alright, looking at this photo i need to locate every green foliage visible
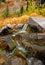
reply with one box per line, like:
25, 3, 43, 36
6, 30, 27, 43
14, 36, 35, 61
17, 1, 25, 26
2, 6, 9, 18
1, 0, 45, 18
40, 8, 45, 16
23, 1, 45, 16
13, 1, 45, 17
23, 1, 37, 15
0, 49, 6, 54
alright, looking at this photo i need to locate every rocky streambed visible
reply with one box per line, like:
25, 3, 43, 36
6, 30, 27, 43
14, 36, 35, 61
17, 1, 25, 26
0, 23, 45, 65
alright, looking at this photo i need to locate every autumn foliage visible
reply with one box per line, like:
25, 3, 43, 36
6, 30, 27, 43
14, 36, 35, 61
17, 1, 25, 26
0, 13, 44, 28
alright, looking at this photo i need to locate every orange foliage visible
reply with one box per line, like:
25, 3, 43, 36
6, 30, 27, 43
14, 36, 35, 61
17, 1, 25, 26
0, 14, 45, 28
0, 58, 5, 64
0, 15, 29, 28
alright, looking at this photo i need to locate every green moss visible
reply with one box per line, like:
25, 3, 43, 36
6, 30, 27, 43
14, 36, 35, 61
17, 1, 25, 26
0, 49, 6, 54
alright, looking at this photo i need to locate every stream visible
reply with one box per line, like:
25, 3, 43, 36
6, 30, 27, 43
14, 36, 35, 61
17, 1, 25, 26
0, 23, 45, 65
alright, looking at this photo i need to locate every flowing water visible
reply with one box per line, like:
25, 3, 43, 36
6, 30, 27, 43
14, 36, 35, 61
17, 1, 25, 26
0, 24, 45, 65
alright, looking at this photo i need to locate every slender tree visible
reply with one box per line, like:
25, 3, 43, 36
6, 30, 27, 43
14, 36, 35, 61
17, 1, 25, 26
0, 1, 1, 8
20, 6, 23, 16
26, 0, 32, 11
26, 0, 29, 11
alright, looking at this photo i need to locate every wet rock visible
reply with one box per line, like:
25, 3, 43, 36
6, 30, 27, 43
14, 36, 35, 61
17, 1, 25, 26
11, 56, 27, 65
0, 55, 27, 65
0, 38, 8, 49
2, 36, 16, 50
13, 24, 23, 32
12, 30, 26, 37
0, 26, 13, 36
27, 57, 43, 65
6, 24, 13, 29
22, 40, 45, 52
0, 55, 11, 65
22, 23, 28, 31
17, 24, 24, 28
35, 51, 45, 65
13, 49, 26, 59
31, 25, 40, 33
14, 34, 22, 41
16, 41, 27, 53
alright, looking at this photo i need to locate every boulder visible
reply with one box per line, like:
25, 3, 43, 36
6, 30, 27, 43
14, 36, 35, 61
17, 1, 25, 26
0, 26, 13, 36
